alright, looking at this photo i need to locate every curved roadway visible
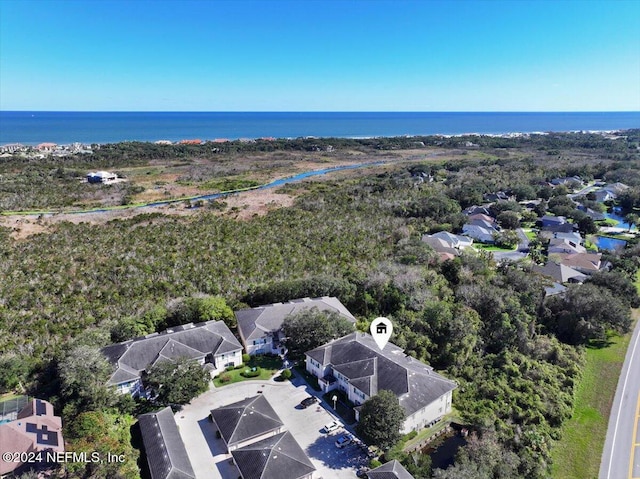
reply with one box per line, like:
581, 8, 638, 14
600, 317, 640, 479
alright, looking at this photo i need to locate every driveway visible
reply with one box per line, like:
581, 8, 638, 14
491, 228, 529, 263
175, 374, 369, 479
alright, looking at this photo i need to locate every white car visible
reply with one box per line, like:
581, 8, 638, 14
323, 420, 340, 433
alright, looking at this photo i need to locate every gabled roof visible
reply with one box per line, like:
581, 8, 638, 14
541, 215, 567, 225
138, 407, 195, 479
236, 297, 356, 342
102, 320, 242, 386
532, 262, 587, 284
541, 223, 576, 233
367, 459, 415, 479
548, 238, 587, 254
231, 431, 315, 479
306, 332, 456, 416
430, 231, 473, 248
0, 399, 65, 476
556, 252, 603, 272
421, 236, 459, 256
211, 395, 284, 449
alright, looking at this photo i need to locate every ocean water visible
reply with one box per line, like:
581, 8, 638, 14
1, 111, 639, 145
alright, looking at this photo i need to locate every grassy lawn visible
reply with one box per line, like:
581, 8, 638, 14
524, 229, 537, 241
403, 407, 463, 451
213, 355, 282, 387
474, 243, 517, 252
551, 275, 639, 479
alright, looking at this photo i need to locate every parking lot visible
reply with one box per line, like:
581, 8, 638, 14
175, 374, 371, 479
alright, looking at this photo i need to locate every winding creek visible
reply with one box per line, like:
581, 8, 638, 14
3, 160, 391, 217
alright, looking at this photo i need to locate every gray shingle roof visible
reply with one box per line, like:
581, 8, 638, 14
138, 407, 195, 479
236, 297, 356, 342
307, 332, 456, 416
102, 320, 242, 386
210, 395, 284, 449
231, 431, 315, 479
367, 459, 415, 479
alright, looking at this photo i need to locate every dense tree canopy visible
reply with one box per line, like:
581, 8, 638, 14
356, 390, 406, 451
281, 308, 355, 359
143, 357, 210, 407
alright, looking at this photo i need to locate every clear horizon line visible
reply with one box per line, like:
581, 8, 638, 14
2, 109, 640, 114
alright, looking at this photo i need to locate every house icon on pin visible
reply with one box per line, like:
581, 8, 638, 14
376, 323, 387, 334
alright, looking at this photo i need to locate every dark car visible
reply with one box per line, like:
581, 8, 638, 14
300, 396, 319, 408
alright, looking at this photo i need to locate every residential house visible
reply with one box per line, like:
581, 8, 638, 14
420, 236, 460, 260
462, 205, 492, 216
210, 395, 285, 452
543, 282, 568, 297
577, 205, 606, 221
102, 320, 242, 396
236, 297, 356, 356
468, 217, 499, 230
556, 252, 607, 275
532, 262, 587, 284
541, 223, 576, 234
550, 176, 582, 187
429, 231, 473, 249
483, 191, 513, 202
540, 215, 567, 228
36, 142, 58, 152
0, 399, 65, 476
0, 143, 25, 154
231, 431, 315, 479
467, 213, 496, 225
138, 407, 195, 479
462, 224, 497, 243
539, 231, 583, 244
87, 171, 118, 184
594, 189, 616, 202
305, 332, 457, 434
367, 460, 415, 479
547, 238, 587, 255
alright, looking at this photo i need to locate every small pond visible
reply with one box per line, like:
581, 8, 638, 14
593, 236, 627, 252
604, 207, 637, 231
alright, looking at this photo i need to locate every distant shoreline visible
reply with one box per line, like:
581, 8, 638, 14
1, 111, 638, 145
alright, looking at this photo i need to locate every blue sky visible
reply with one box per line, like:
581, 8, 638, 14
1, 0, 639, 111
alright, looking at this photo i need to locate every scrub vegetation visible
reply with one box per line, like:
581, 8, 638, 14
1, 130, 639, 478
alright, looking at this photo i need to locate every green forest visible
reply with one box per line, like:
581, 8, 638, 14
1, 131, 639, 478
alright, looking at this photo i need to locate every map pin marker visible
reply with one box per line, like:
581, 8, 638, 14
370, 317, 393, 350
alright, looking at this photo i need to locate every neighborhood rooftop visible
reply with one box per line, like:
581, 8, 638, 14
307, 332, 456, 417
210, 395, 284, 449
367, 459, 416, 479
138, 407, 195, 479
101, 320, 242, 387
230, 431, 316, 479
236, 296, 356, 343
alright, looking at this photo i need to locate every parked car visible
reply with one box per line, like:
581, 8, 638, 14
335, 433, 354, 448
356, 466, 370, 478
299, 396, 319, 408
323, 420, 340, 433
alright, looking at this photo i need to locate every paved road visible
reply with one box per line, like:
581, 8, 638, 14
599, 318, 640, 479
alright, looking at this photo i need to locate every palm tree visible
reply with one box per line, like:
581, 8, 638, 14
624, 213, 639, 232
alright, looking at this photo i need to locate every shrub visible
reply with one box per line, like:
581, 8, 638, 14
242, 354, 250, 363
241, 367, 261, 378
220, 373, 232, 383
403, 430, 418, 441
234, 364, 244, 370
280, 368, 292, 380
225, 365, 235, 372
369, 459, 382, 468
